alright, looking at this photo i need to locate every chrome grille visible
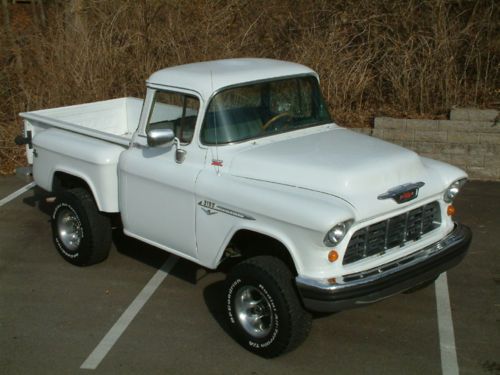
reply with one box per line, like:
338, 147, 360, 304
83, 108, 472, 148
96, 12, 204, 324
343, 201, 441, 265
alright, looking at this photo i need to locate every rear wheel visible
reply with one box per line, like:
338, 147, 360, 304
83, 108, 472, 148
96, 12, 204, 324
225, 256, 312, 358
51, 188, 111, 266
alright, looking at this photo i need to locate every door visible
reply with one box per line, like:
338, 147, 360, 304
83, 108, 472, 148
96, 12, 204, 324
118, 89, 205, 259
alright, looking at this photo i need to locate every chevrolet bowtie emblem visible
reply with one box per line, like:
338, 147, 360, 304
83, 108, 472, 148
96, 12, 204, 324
378, 182, 425, 204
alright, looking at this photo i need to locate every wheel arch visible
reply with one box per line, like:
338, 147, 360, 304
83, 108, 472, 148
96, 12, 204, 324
219, 228, 299, 276
52, 170, 102, 211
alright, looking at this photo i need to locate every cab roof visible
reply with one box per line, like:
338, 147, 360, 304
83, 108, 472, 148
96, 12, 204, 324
147, 58, 317, 99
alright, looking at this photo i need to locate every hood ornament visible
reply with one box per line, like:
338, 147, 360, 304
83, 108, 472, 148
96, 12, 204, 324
378, 182, 425, 204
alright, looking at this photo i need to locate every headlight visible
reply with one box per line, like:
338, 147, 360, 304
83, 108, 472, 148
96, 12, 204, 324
443, 178, 467, 203
324, 220, 353, 246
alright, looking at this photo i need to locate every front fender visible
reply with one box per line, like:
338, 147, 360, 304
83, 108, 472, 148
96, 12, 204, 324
420, 157, 468, 187
195, 171, 355, 277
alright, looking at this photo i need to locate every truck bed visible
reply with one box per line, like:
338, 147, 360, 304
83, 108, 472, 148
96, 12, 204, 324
20, 97, 142, 164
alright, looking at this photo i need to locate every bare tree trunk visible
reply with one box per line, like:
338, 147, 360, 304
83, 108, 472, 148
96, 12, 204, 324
37, 0, 46, 27
65, 0, 86, 34
2, 0, 26, 102
2, 0, 10, 31
30, 0, 39, 26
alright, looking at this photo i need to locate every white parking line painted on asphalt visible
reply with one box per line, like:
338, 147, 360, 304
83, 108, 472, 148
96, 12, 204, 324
0, 181, 36, 207
435, 272, 459, 375
80, 255, 179, 370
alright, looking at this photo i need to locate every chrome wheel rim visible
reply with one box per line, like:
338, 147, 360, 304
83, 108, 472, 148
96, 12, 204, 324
56, 207, 82, 252
234, 285, 274, 338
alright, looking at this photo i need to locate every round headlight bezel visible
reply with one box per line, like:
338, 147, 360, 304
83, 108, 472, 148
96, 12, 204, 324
324, 220, 353, 246
443, 178, 467, 203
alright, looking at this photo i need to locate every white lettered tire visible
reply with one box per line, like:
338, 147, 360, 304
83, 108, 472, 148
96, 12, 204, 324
225, 256, 312, 357
51, 188, 111, 266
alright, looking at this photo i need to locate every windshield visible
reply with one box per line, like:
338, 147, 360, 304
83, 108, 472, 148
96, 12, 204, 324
200, 76, 331, 144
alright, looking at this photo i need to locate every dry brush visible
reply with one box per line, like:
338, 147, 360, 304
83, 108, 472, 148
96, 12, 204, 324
0, 0, 498, 174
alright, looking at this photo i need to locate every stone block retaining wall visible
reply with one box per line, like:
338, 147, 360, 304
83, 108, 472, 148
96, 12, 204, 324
352, 108, 500, 181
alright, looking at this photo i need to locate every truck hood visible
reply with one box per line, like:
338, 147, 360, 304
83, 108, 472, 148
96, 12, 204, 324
228, 128, 442, 220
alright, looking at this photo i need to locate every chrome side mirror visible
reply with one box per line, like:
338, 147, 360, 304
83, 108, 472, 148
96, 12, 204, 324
146, 127, 175, 147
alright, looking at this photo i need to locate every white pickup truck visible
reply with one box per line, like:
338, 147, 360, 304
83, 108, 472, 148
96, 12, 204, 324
17, 58, 471, 358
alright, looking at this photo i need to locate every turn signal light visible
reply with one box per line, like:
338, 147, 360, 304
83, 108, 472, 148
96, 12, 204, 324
328, 250, 339, 263
447, 205, 456, 216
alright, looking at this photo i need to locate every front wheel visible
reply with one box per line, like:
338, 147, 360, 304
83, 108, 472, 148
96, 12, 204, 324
225, 256, 312, 358
51, 188, 111, 266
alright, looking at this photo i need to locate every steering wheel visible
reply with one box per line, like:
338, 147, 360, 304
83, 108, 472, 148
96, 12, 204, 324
261, 112, 292, 131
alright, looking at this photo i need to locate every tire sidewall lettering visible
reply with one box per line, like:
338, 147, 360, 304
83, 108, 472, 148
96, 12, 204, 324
53, 202, 83, 258
227, 278, 242, 324
256, 283, 279, 348
227, 277, 280, 349
54, 236, 80, 259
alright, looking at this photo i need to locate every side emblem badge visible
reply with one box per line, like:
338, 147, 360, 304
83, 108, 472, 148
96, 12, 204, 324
198, 200, 255, 220
378, 182, 425, 204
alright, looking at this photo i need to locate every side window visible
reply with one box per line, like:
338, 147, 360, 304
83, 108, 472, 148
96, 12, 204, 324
146, 91, 199, 144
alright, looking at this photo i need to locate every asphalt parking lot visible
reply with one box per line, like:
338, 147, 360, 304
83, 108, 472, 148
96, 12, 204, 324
0, 176, 499, 375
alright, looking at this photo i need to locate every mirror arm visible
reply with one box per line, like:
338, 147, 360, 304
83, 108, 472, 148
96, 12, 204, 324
174, 137, 187, 164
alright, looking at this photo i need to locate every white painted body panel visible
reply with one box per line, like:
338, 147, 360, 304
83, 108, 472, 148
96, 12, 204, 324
22, 97, 142, 212
195, 169, 354, 272
20, 97, 142, 164
118, 136, 207, 259
226, 125, 463, 221
147, 58, 316, 100
32, 129, 125, 212
20, 58, 468, 283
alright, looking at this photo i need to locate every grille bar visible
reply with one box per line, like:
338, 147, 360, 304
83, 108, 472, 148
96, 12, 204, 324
343, 201, 441, 265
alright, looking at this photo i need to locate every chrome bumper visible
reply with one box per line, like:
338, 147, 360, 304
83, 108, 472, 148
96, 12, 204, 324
296, 223, 472, 312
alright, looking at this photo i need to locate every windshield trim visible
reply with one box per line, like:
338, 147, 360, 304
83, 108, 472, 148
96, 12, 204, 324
199, 73, 330, 147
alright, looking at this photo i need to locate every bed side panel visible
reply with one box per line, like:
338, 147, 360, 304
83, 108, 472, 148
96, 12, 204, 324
32, 128, 124, 212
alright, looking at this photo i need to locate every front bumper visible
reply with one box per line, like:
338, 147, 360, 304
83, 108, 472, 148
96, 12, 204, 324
296, 223, 472, 312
